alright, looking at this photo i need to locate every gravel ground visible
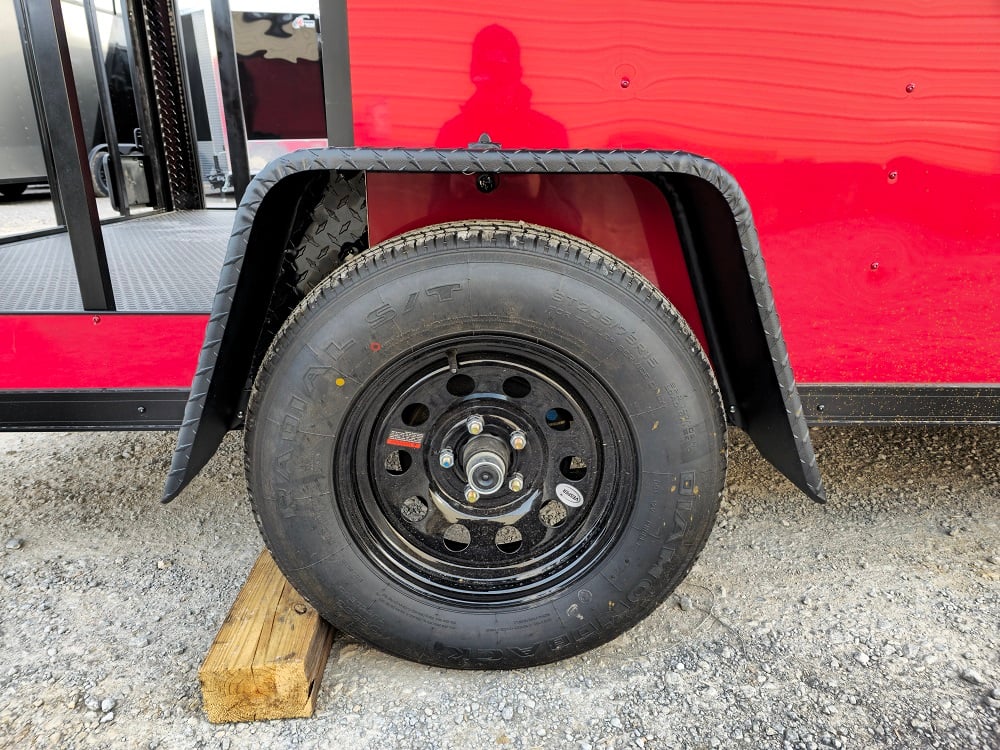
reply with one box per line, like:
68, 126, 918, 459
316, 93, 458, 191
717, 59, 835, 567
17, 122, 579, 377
0, 425, 997, 749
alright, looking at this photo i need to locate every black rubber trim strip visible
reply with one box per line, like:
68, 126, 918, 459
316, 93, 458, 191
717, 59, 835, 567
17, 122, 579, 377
317, 0, 354, 146
163, 147, 825, 503
800, 384, 1000, 425
0, 389, 187, 430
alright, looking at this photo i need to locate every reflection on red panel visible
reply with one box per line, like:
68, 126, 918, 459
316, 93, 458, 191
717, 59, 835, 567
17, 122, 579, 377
348, 1, 1000, 384
0, 315, 207, 390
234, 11, 325, 139
366, 172, 708, 350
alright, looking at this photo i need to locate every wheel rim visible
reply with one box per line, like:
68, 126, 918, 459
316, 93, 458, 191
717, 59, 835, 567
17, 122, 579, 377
335, 334, 638, 607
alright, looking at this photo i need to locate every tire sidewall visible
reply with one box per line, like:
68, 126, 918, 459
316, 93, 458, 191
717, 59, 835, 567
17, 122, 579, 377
248, 233, 724, 667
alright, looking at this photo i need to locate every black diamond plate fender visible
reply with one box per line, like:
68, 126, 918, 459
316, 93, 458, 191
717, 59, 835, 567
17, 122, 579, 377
162, 148, 825, 504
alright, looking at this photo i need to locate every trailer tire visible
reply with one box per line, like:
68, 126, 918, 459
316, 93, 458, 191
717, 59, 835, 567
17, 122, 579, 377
246, 221, 726, 669
88, 146, 110, 198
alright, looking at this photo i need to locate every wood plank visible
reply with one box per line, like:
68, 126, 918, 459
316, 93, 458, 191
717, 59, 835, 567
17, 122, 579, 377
199, 549, 335, 723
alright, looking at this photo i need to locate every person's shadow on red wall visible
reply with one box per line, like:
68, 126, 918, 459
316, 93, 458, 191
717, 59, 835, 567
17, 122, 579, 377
436, 24, 568, 149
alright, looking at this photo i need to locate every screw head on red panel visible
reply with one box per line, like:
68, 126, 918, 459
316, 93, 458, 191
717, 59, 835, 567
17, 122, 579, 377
476, 173, 498, 193
620, 77, 630, 89
905, 82, 916, 93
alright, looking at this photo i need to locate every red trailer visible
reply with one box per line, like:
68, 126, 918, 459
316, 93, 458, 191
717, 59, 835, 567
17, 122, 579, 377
2, 0, 997, 669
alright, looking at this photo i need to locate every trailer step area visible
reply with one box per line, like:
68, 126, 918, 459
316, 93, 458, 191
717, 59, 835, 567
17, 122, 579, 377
0, 210, 233, 312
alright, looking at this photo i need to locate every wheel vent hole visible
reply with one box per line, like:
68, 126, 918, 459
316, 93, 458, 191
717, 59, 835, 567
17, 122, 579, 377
401, 402, 430, 426
560, 456, 588, 481
502, 376, 531, 399
446, 374, 476, 397
539, 500, 568, 528
400, 496, 428, 523
385, 450, 412, 475
495, 526, 523, 554
443, 524, 471, 553
545, 408, 573, 431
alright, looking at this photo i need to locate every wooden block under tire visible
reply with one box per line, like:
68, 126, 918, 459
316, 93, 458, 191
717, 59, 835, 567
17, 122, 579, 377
199, 549, 335, 723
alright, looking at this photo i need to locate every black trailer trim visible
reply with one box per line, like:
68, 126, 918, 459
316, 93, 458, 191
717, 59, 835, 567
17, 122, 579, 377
0, 176, 47, 186
0, 225, 69, 246
124, 0, 204, 211
210, 0, 251, 203
123, 0, 167, 209
12, 2, 64, 224
318, 0, 354, 146
163, 147, 826, 505
0, 389, 187, 430
20, 0, 116, 311
83, 0, 129, 218
800, 384, 1000, 425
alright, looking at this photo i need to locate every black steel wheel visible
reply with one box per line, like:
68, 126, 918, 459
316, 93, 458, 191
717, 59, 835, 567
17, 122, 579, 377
246, 221, 726, 668
338, 335, 634, 605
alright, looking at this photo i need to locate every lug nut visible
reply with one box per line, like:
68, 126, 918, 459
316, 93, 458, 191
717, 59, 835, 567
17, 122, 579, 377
464, 486, 480, 504
509, 430, 527, 450
439, 448, 455, 469
508, 473, 524, 493
466, 415, 485, 435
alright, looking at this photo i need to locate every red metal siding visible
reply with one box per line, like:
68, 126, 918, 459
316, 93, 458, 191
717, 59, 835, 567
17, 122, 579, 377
348, 1, 1000, 384
0, 315, 206, 390
365, 172, 709, 349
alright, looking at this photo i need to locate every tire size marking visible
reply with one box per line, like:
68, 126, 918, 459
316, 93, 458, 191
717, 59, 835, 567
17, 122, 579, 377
546, 290, 666, 405
387, 429, 424, 449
